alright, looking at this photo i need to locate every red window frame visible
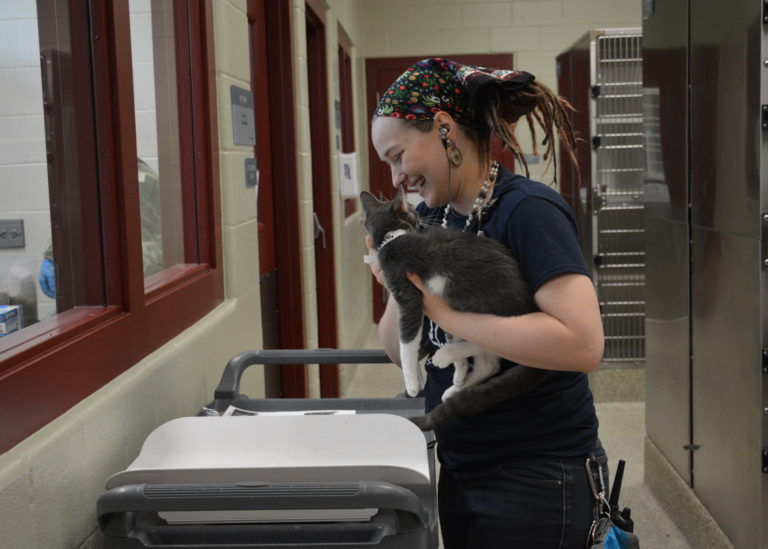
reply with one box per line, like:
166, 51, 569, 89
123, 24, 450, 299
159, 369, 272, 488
0, 0, 223, 454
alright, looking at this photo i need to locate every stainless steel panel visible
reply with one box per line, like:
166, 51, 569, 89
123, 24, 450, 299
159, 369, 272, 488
688, 2, 766, 547
690, 0, 761, 238
645, 1, 768, 545
644, 218, 691, 483
641, 0, 688, 224
763, 218, 768, 549
691, 227, 763, 548
642, 0, 692, 484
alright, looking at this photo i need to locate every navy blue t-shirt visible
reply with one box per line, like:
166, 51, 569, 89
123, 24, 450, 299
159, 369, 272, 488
416, 165, 599, 471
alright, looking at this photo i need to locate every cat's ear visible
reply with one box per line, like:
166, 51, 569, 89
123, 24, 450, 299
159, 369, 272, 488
392, 186, 409, 213
359, 191, 381, 214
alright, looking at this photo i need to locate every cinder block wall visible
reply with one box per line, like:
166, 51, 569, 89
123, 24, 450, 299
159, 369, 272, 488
356, 0, 642, 187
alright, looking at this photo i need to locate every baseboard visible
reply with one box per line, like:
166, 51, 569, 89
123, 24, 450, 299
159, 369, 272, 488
644, 437, 734, 549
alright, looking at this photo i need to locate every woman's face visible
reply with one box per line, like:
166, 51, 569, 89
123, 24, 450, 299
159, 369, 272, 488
371, 116, 449, 208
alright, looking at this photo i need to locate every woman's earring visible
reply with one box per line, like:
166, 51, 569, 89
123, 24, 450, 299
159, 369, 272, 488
439, 126, 462, 166
446, 138, 463, 167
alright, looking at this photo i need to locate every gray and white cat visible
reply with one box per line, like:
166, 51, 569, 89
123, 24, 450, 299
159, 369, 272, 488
360, 188, 549, 430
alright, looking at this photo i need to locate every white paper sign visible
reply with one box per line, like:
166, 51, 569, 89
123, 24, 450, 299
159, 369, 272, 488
338, 152, 359, 197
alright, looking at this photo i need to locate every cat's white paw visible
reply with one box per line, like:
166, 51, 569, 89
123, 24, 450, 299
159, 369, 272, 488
405, 379, 422, 397
442, 384, 461, 401
433, 347, 459, 369
452, 365, 467, 387
400, 337, 424, 397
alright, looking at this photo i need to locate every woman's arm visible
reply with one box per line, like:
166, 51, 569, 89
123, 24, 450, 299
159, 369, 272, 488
378, 295, 402, 366
366, 235, 402, 366
406, 271, 604, 373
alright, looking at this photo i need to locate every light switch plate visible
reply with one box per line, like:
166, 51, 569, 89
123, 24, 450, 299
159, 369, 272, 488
0, 219, 25, 248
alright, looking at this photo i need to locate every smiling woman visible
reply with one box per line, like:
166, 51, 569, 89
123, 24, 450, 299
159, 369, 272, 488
0, 0, 222, 454
372, 116, 456, 208
364, 58, 605, 549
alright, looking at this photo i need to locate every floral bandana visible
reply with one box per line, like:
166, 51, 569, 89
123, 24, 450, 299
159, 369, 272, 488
374, 58, 535, 126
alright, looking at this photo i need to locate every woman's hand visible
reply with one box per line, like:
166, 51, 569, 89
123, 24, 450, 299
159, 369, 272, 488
405, 272, 454, 324
406, 271, 603, 373
365, 235, 387, 287
365, 234, 401, 364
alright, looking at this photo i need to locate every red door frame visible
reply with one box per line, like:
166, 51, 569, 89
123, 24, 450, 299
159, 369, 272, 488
364, 54, 516, 321
248, 0, 281, 396
305, 1, 339, 397
248, 0, 277, 279
259, 0, 308, 397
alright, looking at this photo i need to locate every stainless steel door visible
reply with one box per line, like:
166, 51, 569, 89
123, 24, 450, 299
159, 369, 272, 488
691, 227, 763, 548
690, 0, 765, 546
642, 0, 692, 486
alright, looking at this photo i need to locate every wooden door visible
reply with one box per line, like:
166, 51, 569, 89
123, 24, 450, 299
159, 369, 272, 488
248, 0, 279, 396
249, 0, 307, 397
306, 2, 339, 397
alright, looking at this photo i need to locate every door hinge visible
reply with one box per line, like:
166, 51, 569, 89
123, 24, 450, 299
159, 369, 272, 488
763, 1, 768, 24
591, 85, 601, 99
313, 212, 327, 249
762, 105, 768, 129
763, 449, 768, 473
762, 214, 768, 269
591, 135, 601, 150
763, 349, 768, 373
683, 444, 700, 452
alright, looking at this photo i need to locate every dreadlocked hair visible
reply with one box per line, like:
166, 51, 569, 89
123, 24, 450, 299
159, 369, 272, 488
478, 79, 578, 184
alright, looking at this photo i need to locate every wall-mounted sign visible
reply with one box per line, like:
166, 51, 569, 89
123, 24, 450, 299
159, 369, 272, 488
230, 85, 256, 146
338, 153, 358, 197
245, 157, 258, 190
334, 99, 341, 130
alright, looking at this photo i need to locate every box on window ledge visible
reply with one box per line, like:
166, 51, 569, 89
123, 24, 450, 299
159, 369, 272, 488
0, 304, 21, 336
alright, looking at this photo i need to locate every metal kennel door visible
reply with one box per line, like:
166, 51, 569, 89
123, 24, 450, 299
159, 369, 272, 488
589, 30, 645, 365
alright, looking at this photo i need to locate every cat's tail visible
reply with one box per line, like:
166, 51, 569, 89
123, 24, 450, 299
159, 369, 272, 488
409, 366, 548, 431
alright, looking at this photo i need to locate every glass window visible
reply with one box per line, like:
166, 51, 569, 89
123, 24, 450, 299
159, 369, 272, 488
0, 0, 222, 453
129, 0, 185, 283
0, 0, 100, 335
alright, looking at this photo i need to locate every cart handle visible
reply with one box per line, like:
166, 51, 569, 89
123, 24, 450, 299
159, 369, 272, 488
214, 349, 391, 400
98, 480, 429, 530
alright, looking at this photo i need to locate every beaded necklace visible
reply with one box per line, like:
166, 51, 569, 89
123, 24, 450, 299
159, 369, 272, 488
441, 161, 499, 235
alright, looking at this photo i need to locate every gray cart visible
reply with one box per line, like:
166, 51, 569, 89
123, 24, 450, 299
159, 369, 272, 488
97, 349, 438, 549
